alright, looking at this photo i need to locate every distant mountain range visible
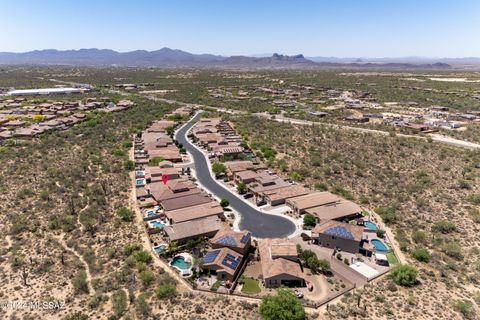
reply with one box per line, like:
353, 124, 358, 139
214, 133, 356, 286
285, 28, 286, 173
0, 48, 462, 69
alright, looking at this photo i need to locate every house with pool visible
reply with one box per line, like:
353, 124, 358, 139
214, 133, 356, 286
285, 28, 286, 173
311, 220, 366, 254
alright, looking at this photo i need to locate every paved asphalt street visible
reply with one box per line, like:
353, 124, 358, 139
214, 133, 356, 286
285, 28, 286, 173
175, 113, 296, 238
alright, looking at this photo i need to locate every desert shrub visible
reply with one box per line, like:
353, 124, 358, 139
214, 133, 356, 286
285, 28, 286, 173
123, 243, 142, 257
155, 283, 176, 299
117, 207, 134, 222
135, 292, 151, 316
112, 289, 128, 318
139, 270, 155, 287
441, 242, 463, 260
375, 205, 398, 224
432, 220, 457, 234
411, 247, 430, 263
412, 230, 428, 244
468, 194, 480, 205
72, 270, 89, 294
123, 160, 135, 170
469, 208, 480, 223
453, 300, 475, 319
133, 251, 152, 264
390, 264, 418, 287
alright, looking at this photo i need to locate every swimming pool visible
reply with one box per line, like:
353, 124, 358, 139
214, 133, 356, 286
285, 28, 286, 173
170, 255, 192, 271
153, 244, 167, 255
364, 221, 379, 231
146, 210, 157, 217
371, 239, 389, 252
136, 178, 146, 187
149, 220, 164, 229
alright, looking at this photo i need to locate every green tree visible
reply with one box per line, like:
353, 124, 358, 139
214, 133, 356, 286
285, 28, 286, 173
212, 162, 226, 176
220, 198, 230, 208
390, 264, 418, 287
149, 156, 165, 166
306, 256, 320, 272
303, 213, 316, 229
318, 259, 331, 274
259, 288, 305, 320
236, 182, 247, 194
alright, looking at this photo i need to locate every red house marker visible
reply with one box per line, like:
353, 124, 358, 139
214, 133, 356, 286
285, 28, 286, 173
161, 174, 169, 185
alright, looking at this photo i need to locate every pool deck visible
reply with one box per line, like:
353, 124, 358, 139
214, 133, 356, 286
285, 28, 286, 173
170, 253, 194, 277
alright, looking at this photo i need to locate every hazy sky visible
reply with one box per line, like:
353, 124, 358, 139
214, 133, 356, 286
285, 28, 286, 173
1, 0, 479, 57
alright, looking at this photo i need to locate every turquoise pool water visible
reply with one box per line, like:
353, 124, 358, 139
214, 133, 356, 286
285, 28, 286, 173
146, 210, 157, 217
153, 245, 166, 255
371, 239, 389, 252
170, 256, 191, 270
364, 221, 379, 231
150, 220, 164, 229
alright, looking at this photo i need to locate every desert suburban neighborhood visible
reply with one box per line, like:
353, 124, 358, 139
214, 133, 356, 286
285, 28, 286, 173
131, 104, 400, 307
1, 1, 480, 319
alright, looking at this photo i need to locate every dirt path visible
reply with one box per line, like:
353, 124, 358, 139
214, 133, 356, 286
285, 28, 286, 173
56, 236, 95, 295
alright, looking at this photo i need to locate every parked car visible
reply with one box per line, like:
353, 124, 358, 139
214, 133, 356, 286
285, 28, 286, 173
243, 193, 253, 199
294, 290, 304, 299
256, 199, 266, 206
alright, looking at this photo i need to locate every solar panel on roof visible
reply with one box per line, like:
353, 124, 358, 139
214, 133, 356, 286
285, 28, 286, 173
221, 253, 242, 270
240, 232, 251, 244
216, 235, 237, 246
203, 250, 220, 264
324, 226, 354, 240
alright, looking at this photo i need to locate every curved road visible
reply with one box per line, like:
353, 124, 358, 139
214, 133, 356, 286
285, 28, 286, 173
175, 112, 296, 238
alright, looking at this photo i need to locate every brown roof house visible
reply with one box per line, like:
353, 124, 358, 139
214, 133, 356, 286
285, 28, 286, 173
305, 200, 362, 222
160, 192, 212, 211
163, 216, 223, 244
201, 247, 244, 281
311, 220, 364, 254
261, 185, 309, 206
165, 201, 224, 224
210, 229, 252, 254
258, 239, 305, 288
286, 192, 342, 215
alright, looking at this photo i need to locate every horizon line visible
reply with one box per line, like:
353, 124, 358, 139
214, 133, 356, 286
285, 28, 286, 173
1, 48, 479, 60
